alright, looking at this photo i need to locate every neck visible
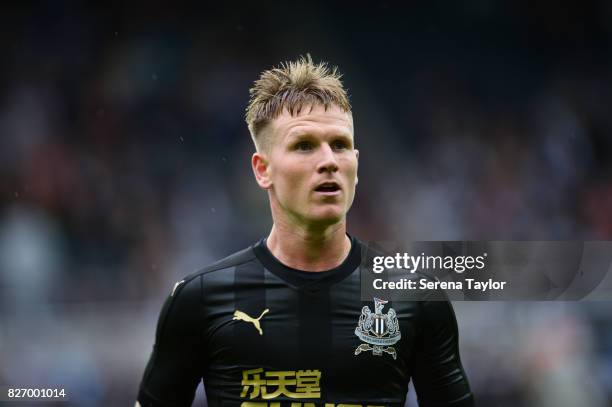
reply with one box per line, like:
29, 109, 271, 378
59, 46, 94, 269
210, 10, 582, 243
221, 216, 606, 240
266, 219, 351, 272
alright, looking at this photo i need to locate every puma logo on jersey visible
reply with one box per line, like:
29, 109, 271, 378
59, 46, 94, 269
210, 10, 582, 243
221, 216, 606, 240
233, 309, 269, 335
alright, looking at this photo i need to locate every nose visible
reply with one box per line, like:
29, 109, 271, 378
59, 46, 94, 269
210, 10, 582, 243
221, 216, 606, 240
317, 143, 339, 173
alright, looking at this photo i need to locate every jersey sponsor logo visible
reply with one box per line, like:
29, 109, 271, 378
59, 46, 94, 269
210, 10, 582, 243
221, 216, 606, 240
354, 298, 401, 360
239, 368, 383, 407
171, 280, 185, 297
233, 308, 270, 335
241, 368, 321, 399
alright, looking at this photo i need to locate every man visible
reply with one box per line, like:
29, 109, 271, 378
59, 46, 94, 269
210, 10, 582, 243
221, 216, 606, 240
137, 55, 474, 407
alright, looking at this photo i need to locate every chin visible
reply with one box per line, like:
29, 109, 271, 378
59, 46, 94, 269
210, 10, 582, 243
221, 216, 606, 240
308, 209, 345, 225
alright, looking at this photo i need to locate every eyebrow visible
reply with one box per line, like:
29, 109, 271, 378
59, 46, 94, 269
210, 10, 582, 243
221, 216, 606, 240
286, 129, 353, 140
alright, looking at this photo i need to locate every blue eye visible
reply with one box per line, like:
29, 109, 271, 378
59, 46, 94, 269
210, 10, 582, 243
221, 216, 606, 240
332, 140, 348, 150
295, 141, 313, 151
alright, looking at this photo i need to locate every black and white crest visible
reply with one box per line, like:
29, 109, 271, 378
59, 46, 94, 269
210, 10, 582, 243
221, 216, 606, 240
354, 298, 401, 359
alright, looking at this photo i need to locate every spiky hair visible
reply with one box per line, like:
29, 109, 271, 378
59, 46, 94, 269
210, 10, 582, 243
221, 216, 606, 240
245, 54, 351, 150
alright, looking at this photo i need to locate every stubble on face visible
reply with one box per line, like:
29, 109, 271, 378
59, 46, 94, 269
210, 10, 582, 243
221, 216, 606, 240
261, 104, 358, 231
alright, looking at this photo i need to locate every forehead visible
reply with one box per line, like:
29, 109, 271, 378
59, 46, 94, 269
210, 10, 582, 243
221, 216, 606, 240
268, 104, 354, 141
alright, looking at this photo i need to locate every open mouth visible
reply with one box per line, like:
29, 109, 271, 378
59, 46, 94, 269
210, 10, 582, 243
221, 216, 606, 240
315, 182, 341, 193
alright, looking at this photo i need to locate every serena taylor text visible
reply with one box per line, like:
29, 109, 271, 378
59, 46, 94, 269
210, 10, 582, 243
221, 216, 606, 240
373, 278, 507, 292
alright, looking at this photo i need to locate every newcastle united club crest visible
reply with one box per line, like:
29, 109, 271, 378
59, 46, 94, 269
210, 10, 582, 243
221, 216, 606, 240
354, 298, 401, 360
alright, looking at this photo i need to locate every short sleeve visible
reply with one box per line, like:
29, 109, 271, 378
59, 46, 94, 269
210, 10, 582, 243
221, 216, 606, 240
411, 297, 474, 406
137, 277, 205, 407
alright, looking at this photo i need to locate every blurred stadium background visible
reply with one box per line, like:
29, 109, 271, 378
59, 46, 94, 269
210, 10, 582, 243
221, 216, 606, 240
1, 1, 611, 406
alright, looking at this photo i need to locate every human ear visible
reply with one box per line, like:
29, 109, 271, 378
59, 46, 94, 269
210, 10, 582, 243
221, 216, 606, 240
252, 152, 272, 189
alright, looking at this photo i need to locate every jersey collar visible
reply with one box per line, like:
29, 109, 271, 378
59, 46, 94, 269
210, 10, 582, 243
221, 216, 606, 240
253, 234, 362, 292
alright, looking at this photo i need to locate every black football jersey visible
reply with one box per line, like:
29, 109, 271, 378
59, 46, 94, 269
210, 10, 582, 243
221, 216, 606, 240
137, 236, 474, 407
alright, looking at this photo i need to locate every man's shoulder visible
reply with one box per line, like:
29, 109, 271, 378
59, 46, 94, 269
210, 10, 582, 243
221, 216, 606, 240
169, 244, 260, 299
182, 244, 259, 283
201, 245, 258, 274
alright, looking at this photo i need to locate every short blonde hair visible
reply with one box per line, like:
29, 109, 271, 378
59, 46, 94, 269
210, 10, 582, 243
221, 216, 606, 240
245, 54, 351, 151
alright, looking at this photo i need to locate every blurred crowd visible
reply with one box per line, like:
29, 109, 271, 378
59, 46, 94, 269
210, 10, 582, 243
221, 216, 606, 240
0, 2, 611, 406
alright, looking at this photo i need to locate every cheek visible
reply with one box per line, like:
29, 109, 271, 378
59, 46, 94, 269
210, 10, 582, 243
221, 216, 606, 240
342, 158, 359, 181
273, 161, 310, 193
